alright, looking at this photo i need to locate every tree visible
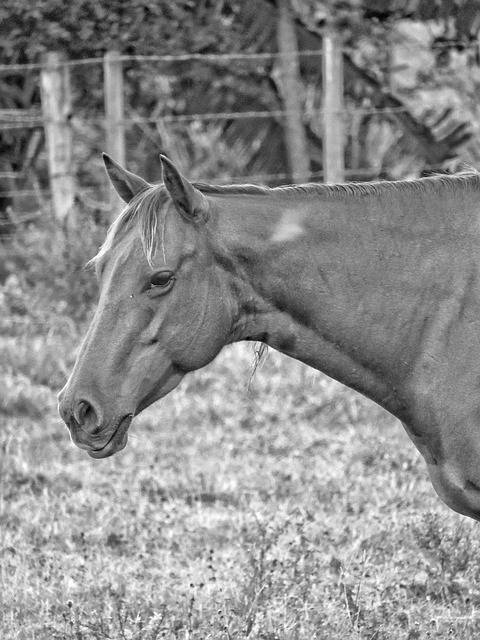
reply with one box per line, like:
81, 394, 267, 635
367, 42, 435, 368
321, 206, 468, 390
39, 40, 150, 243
0, 0, 479, 203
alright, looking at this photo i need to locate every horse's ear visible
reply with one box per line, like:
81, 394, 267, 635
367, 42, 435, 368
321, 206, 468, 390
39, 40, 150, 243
160, 155, 208, 222
103, 153, 150, 203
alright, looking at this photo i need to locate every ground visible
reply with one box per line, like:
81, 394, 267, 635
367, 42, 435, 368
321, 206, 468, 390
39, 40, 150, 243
2, 318, 480, 639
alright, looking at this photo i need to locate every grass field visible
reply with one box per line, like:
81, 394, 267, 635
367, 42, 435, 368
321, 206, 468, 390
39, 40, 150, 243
2, 310, 480, 639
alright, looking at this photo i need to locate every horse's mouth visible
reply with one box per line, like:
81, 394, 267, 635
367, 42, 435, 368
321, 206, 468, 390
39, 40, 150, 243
87, 415, 133, 459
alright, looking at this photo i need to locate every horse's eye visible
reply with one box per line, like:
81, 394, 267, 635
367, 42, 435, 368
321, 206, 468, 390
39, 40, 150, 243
149, 271, 174, 289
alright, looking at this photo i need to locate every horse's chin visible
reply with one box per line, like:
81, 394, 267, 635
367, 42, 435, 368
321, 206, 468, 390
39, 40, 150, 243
87, 415, 132, 459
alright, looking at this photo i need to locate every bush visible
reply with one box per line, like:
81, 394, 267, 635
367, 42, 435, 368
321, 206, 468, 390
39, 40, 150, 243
1, 203, 107, 328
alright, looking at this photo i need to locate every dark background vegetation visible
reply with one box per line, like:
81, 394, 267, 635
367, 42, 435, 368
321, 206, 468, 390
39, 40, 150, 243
2, 1, 480, 638
2, 0, 480, 320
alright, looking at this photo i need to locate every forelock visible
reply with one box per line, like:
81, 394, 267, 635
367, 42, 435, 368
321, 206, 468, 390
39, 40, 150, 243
88, 185, 169, 269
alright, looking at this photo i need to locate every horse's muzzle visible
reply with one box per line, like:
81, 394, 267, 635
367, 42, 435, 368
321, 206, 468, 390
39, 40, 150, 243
67, 414, 132, 459
58, 389, 133, 458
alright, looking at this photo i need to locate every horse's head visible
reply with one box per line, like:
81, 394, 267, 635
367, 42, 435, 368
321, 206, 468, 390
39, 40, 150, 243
58, 155, 235, 458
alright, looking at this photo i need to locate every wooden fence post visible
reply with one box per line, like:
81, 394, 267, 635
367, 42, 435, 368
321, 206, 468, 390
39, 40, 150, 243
322, 27, 345, 184
276, 0, 310, 184
40, 52, 75, 221
104, 51, 126, 217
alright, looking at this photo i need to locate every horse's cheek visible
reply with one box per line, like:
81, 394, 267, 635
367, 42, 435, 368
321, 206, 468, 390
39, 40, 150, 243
171, 297, 230, 371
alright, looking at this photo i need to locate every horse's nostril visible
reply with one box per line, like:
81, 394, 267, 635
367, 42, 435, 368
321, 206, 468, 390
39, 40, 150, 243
74, 400, 87, 425
74, 399, 99, 433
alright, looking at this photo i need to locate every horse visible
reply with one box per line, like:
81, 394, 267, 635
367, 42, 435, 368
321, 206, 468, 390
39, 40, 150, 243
58, 153, 480, 522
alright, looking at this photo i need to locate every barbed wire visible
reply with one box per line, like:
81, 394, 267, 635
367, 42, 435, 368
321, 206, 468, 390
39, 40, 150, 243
0, 105, 411, 133
0, 168, 394, 199
0, 186, 102, 198
0, 51, 321, 74
0, 162, 450, 203
129, 105, 409, 123
0, 57, 102, 73
0, 43, 475, 218
0, 36, 478, 74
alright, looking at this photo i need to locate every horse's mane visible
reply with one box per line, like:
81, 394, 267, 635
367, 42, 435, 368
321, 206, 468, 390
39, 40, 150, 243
90, 170, 480, 268
195, 170, 480, 199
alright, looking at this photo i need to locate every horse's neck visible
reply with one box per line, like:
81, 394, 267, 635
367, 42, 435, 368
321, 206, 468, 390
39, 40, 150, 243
214, 187, 476, 419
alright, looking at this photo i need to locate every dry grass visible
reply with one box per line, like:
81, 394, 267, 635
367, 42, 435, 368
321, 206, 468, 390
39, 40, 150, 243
2, 321, 480, 639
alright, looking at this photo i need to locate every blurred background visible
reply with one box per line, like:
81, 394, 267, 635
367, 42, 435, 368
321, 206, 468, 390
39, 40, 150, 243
2, 0, 480, 318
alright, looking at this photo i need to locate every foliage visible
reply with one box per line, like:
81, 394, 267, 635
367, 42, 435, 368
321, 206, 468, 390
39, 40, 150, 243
0, 205, 105, 324
0, 0, 246, 197
2, 0, 480, 66
2, 0, 479, 200
0, 0, 243, 64
302, 0, 480, 46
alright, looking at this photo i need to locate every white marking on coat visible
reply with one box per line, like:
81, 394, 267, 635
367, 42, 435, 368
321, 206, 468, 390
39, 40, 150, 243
271, 210, 305, 243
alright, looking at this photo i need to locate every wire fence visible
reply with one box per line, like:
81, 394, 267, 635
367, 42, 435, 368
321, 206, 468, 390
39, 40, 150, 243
0, 40, 477, 223
0, 38, 477, 338
0, 36, 478, 72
